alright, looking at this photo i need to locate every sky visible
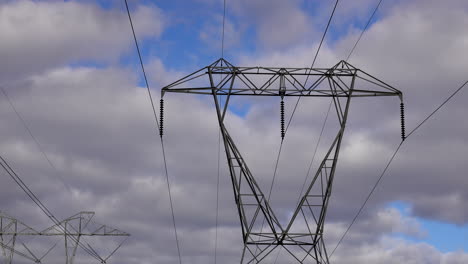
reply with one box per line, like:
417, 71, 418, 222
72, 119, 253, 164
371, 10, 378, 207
0, 0, 467, 263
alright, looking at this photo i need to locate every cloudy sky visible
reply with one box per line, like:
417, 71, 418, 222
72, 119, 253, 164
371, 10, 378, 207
0, 0, 467, 263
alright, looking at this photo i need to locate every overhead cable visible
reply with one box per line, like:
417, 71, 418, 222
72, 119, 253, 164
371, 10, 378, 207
284, 0, 340, 135
215, 1, 227, 263
0, 86, 72, 193
266, 1, 341, 262
330, 80, 468, 258
346, 0, 384, 61
0, 155, 103, 262
124, 1, 182, 263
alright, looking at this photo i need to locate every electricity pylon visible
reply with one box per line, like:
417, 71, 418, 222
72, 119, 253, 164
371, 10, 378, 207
0, 211, 47, 263
0, 211, 129, 264
41, 211, 130, 264
160, 58, 404, 263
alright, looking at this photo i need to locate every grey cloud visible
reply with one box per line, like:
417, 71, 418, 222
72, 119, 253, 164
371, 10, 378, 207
228, 0, 315, 50
331, 237, 468, 264
1, 0, 468, 263
234, 0, 468, 226
0, 0, 164, 82
198, 15, 241, 54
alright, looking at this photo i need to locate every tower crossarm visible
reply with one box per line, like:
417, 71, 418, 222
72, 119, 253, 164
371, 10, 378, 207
39, 212, 130, 236
0, 211, 38, 235
161, 59, 402, 99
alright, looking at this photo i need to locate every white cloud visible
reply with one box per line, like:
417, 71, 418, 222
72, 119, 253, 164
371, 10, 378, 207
229, 0, 315, 50
199, 15, 240, 55
0, 0, 165, 81
1, 0, 468, 263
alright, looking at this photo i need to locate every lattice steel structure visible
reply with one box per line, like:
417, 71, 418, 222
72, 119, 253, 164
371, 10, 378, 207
41, 211, 130, 264
0, 211, 47, 263
0, 211, 129, 264
161, 58, 403, 263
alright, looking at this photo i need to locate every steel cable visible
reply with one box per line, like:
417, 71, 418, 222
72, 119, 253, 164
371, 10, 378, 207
0, 86, 72, 193
0, 155, 103, 262
124, 1, 182, 263
346, 0, 384, 61
251, 1, 341, 261
215, 1, 227, 263
284, 0, 340, 136
329, 80, 468, 258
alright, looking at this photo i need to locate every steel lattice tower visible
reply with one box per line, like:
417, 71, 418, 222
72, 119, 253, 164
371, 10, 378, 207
161, 58, 403, 263
0, 211, 129, 264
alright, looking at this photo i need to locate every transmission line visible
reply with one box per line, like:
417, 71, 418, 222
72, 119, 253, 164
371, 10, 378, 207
297, 0, 383, 208
284, 0, 340, 135
252, 1, 341, 261
297, 99, 333, 200
214, 125, 221, 264
124, 1, 182, 263
269, 0, 340, 230
270, 0, 340, 210
406, 81, 468, 138
215, 1, 227, 263
296, 0, 383, 246
329, 79, 468, 258
270, 0, 340, 209
0, 88, 107, 261
296, 2, 385, 256
0, 86, 72, 193
346, 0, 384, 61
220, 0, 227, 59
0, 155, 103, 262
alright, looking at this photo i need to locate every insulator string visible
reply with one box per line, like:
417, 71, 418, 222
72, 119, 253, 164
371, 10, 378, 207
159, 99, 164, 137
400, 102, 405, 140
280, 99, 285, 139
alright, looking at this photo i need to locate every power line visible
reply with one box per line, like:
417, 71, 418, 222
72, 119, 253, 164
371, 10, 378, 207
123, 1, 182, 263
265, 0, 340, 234
214, 126, 221, 264
0, 87, 103, 260
346, 0, 384, 61
406, 80, 468, 138
329, 79, 468, 258
220, 0, 227, 59
268, 141, 285, 203
271, 0, 340, 211
284, 0, 340, 135
0, 155, 103, 262
329, 141, 402, 258
123, 0, 159, 128
215, 2, 227, 262
298, 1, 385, 255
298, 0, 383, 211
297, 99, 333, 200
0, 86, 72, 193
308, 0, 340, 78
262, 1, 340, 262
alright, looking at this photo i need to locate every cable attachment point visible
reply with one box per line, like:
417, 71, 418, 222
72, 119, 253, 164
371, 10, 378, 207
400, 102, 405, 141
281, 99, 285, 140
160, 99, 164, 138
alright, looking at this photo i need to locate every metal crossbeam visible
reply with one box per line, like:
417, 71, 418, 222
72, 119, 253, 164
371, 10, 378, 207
161, 58, 402, 263
161, 58, 401, 99
0, 211, 129, 264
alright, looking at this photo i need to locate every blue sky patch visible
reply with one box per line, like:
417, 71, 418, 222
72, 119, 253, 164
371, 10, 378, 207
388, 201, 467, 252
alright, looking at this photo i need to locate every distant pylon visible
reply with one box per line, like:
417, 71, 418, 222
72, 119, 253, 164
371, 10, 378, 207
0, 211, 44, 263
0, 211, 130, 263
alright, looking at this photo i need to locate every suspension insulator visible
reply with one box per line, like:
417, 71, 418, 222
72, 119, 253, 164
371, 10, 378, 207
160, 99, 164, 137
281, 99, 285, 140
400, 102, 406, 141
